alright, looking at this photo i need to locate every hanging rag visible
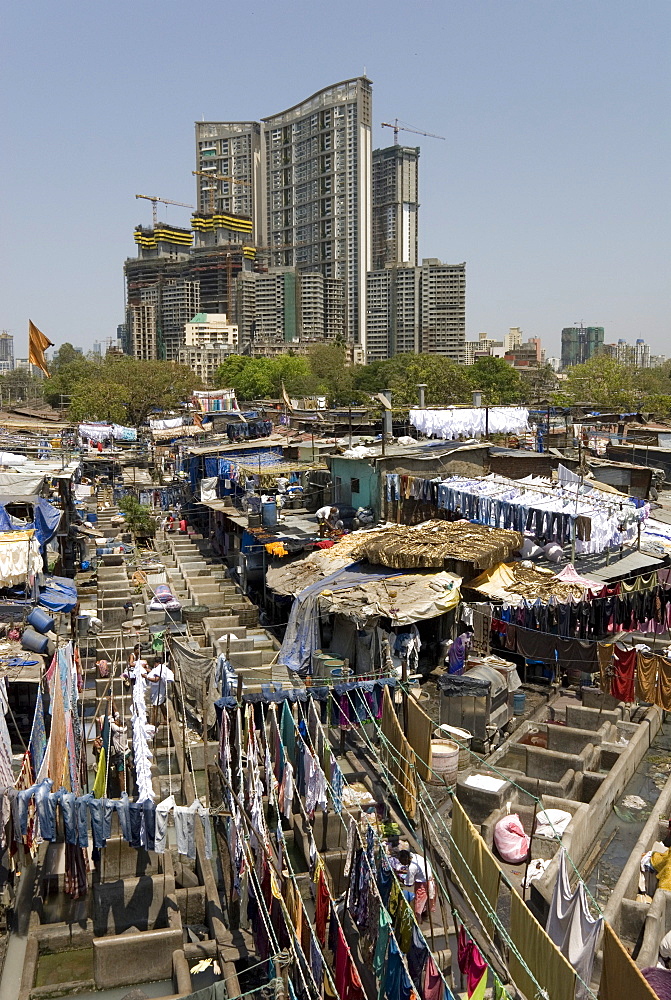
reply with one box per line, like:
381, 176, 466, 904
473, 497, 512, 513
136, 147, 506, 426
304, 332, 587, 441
545, 849, 603, 999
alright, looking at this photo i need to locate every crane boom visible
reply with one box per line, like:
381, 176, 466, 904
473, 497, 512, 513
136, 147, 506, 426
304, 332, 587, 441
135, 193, 195, 227
192, 170, 250, 215
381, 118, 446, 145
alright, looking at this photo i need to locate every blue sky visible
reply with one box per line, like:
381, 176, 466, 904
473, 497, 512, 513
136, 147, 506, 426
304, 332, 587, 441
1, 1, 669, 358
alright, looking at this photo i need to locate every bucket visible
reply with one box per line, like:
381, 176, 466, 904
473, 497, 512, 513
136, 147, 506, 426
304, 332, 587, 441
26, 607, 55, 634
182, 605, 210, 623
21, 628, 49, 654
513, 691, 527, 715
331, 667, 352, 680
77, 615, 91, 638
435, 725, 473, 769
262, 502, 278, 529
428, 739, 460, 786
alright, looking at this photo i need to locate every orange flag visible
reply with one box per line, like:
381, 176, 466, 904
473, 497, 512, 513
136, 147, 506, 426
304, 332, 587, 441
28, 320, 54, 377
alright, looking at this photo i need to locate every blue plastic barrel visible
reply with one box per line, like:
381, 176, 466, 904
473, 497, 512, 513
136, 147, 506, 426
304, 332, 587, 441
513, 690, 526, 715
261, 501, 278, 528
26, 607, 55, 634
87, 511, 97, 524
21, 629, 49, 654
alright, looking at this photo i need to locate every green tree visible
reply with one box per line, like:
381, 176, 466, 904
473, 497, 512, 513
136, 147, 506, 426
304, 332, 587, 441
215, 356, 274, 399
384, 354, 472, 406
51, 342, 84, 371
45, 349, 198, 426
467, 357, 523, 404
307, 343, 354, 404
556, 356, 637, 410
118, 495, 157, 537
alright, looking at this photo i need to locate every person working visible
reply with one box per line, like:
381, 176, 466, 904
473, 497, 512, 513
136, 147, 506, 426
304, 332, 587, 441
316, 505, 343, 538
147, 658, 175, 727
275, 475, 289, 494
390, 848, 435, 918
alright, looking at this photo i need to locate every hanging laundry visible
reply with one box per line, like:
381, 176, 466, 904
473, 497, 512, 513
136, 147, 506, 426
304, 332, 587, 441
457, 926, 487, 999
611, 644, 637, 702
545, 850, 603, 999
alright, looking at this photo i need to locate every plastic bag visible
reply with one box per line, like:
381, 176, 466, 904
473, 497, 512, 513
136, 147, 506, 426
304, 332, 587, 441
493, 813, 530, 863
534, 808, 572, 839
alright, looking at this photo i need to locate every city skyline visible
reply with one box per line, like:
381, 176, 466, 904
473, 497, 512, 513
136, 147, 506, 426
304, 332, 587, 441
1, 1, 668, 358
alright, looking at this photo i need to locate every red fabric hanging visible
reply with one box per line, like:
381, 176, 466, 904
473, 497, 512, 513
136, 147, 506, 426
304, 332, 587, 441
335, 927, 364, 1000
316, 867, 330, 945
457, 925, 488, 997
611, 645, 636, 702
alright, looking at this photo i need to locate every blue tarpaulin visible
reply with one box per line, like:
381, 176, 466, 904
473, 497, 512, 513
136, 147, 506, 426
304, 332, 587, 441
38, 575, 78, 613
279, 563, 400, 674
0, 498, 61, 547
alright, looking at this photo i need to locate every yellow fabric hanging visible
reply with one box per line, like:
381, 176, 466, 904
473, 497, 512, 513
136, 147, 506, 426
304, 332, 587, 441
508, 890, 576, 1000
600, 921, 658, 999
636, 652, 658, 703
92, 747, 107, 799
451, 796, 501, 937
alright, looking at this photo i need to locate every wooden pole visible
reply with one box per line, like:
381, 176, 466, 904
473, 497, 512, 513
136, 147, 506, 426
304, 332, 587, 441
202, 678, 209, 808
401, 658, 408, 737
522, 784, 540, 903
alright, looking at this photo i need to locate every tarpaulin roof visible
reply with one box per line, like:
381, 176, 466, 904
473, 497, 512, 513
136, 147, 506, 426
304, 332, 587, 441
466, 562, 589, 602
319, 570, 461, 626
279, 563, 394, 674
0, 497, 61, 546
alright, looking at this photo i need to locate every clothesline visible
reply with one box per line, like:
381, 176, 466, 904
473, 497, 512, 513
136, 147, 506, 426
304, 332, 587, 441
263, 700, 456, 1000
338, 687, 585, 998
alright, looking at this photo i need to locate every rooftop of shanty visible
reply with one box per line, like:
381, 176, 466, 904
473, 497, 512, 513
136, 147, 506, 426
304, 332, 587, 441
347, 519, 523, 571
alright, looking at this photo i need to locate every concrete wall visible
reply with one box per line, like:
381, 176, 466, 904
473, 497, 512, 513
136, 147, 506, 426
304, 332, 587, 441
93, 926, 183, 988
93, 874, 177, 936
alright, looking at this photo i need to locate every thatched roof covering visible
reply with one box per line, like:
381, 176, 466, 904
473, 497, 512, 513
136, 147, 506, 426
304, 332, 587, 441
348, 519, 522, 571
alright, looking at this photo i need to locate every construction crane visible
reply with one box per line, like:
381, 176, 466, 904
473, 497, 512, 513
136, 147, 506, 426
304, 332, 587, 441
380, 119, 446, 145
192, 170, 250, 215
135, 194, 194, 227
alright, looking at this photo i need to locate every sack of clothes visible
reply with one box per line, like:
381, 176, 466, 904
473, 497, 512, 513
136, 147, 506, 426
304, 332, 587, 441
494, 813, 530, 863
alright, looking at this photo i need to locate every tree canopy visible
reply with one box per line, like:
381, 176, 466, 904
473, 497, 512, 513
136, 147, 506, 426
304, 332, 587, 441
553, 355, 671, 417
44, 352, 198, 426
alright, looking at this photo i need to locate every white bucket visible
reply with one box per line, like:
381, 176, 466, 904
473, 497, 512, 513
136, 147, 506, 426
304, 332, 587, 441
428, 739, 460, 786
434, 725, 473, 769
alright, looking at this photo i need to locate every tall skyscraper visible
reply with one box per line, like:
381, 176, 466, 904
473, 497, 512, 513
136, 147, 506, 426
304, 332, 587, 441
366, 260, 465, 361
0, 332, 14, 372
262, 77, 372, 348
419, 259, 466, 358
371, 145, 419, 271
197, 77, 373, 348
193, 122, 263, 245
561, 326, 604, 369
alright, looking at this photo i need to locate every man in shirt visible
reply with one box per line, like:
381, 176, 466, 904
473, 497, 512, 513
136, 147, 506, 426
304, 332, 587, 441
390, 849, 435, 918
147, 658, 175, 727
316, 505, 342, 538
275, 475, 289, 494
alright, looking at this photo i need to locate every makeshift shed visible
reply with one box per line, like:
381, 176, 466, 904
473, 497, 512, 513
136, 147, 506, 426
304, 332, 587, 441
348, 519, 523, 574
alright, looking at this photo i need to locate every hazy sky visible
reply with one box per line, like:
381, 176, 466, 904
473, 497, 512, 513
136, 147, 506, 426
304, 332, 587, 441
1, 1, 669, 358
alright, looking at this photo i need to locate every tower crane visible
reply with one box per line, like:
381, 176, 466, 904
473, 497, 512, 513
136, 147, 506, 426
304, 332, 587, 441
135, 194, 194, 227
192, 170, 250, 215
380, 119, 446, 145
